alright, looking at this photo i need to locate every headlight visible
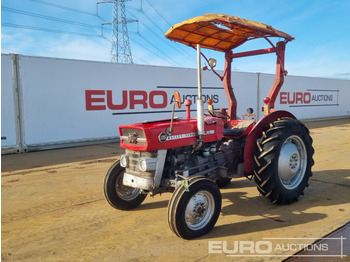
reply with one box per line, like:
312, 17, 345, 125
120, 154, 129, 168
138, 158, 157, 171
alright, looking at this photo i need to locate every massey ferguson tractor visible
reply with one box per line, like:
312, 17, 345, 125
104, 14, 314, 239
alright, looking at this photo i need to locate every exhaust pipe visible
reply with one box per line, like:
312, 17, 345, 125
195, 44, 204, 150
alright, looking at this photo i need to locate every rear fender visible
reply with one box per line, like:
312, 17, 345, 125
243, 110, 296, 174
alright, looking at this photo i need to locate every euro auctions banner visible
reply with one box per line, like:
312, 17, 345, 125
1, 54, 349, 150
15, 56, 257, 146
84, 71, 257, 121
259, 74, 350, 120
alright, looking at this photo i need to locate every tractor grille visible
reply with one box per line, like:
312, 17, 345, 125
120, 128, 147, 147
125, 149, 157, 178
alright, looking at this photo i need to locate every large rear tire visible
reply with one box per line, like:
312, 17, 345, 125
168, 177, 221, 239
253, 118, 314, 204
104, 161, 147, 210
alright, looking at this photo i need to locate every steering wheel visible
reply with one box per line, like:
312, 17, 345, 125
208, 110, 230, 119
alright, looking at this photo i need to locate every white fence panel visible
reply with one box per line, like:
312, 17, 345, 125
1, 54, 18, 150
1, 54, 349, 152
229, 72, 258, 118
259, 74, 350, 120
19, 56, 259, 147
19, 56, 122, 146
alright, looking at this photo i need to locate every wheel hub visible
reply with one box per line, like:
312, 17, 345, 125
193, 202, 206, 217
278, 136, 307, 190
279, 142, 300, 180
185, 191, 214, 230
290, 152, 300, 171
186, 195, 208, 224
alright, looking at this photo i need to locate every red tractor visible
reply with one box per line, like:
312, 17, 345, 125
104, 14, 314, 239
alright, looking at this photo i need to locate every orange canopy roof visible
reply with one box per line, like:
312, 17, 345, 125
165, 13, 294, 52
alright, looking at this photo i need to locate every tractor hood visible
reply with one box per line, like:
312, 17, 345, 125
119, 117, 224, 151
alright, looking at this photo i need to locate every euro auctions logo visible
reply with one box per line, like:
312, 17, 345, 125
84, 88, 221, 114
85, 90, 168, 111
280, 89, 339, 107
208, 237, 347, 258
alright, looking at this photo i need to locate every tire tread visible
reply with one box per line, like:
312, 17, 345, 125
253, 118, 314, 204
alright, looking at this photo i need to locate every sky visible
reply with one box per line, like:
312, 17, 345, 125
1, 0, 350, 79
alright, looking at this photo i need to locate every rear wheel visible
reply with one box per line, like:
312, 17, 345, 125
253, 118, 314, 204
168, 177, 221, 239
104, 161, 147, 210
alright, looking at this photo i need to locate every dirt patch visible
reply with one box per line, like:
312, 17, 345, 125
2, 120, 350, 261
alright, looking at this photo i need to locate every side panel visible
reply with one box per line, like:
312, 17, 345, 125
15, 55, 257, 148
1, 54, 18, 149
19, 56, 119, 146
1, 54, 349, 152
259, 74, 350, 120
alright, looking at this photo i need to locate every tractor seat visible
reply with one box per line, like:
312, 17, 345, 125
223, 120, 254, 137
223, 128, 245, 136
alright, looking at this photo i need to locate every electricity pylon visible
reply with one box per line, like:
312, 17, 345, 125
98, 0, 137, 63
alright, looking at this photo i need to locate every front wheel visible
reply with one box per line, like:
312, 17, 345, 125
104, 161, 147, 210
168, 177, 221, 239
253, 118, 314, 204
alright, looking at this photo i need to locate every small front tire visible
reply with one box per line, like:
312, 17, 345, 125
104, 161, 147, 210
168, 177, 221, 239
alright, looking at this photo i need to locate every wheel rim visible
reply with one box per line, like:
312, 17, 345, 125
278, 135, 307, 190
184, 190, 215, 230
115, 171, 141, 201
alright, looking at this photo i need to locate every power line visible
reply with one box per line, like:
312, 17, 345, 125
127, 10, 175, 50
29, 0, 99, 18
127, 9, 195, 63
130, 36, 173, 65
2, 7, 169, 64
137, 1, 196, 62
135, 33, 180, 66
144, 0, 172, 27
2, 6, 101, 29
140, 9, 165, 35
131, 53, 149, 64
2, 23, 102, 38
3, 1, 192, 67
100, 36, 148, 64
98, 1, 183, 66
